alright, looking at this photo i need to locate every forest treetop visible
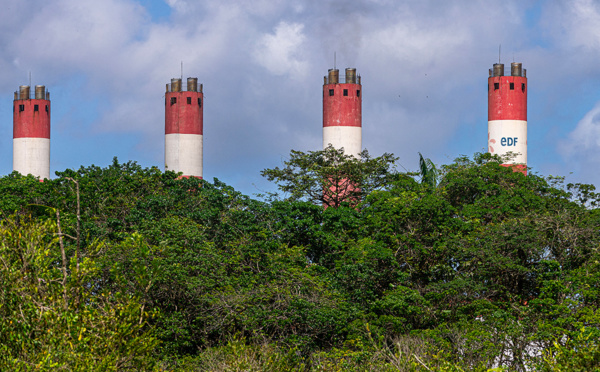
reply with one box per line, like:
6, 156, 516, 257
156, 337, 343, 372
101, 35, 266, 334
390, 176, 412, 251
0, 151, 599, 371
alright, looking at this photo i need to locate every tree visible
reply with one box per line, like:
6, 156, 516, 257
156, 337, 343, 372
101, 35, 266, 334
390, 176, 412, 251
261, 145, 398, 208
0, 216, 159, 370
1, 153, 600, 369
418, 152, 438, 188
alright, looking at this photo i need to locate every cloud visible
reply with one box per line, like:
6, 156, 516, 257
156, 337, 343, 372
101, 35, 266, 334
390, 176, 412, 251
253, 21, 308, 78
560, 103, 600, 161
165, 0, 188, 12
11, 0, 146, 68
2, 0, 600, 193
544, 0, 600, 50
1, 0, 532, 186
554, 101, 600, 186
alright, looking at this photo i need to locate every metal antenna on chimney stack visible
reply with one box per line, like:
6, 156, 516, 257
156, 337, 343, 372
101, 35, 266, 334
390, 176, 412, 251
499, 44, 501, 64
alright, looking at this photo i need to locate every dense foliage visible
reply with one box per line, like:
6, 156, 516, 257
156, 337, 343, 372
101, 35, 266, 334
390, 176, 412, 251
261, 145, 398, 207
1, 153, 599, 371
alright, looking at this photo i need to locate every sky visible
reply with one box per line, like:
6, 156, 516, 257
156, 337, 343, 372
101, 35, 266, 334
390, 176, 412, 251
2, 0, 600, 196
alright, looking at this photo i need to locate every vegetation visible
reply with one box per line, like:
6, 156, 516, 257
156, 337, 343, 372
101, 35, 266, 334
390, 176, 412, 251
261, 145, 398, 207
0, 152, 599, 371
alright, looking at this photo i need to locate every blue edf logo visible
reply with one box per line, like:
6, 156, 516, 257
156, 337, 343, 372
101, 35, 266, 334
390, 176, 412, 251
501, 137, 518, 146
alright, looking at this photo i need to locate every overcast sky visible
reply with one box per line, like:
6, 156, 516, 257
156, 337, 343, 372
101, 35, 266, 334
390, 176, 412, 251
2, 0, 600, 196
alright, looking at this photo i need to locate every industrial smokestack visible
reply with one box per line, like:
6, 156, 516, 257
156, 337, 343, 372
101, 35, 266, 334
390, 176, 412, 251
345, 68, 356, 84
34, 85, 45, 99
323, 67, 362, 157
165, 77, 204, 178
488, 61, 528, 174
186, 77, 198, 92
13, 84, 51, 179
327, 69, 339, 84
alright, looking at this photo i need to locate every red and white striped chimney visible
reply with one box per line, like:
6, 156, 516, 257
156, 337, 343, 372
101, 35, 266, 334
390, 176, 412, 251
488, 62, 527, 174
13, 85, 51, 179
165, 77, 203, 178
323, 68, 362, 156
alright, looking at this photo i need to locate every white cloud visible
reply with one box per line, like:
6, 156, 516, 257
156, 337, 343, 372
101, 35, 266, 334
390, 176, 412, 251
165, 0, 188, 12
253, 21, 308, 78
560, 103, 600, 161
546, 0, 600, 50
554, 101, 600, 186
2, 0, 600, 192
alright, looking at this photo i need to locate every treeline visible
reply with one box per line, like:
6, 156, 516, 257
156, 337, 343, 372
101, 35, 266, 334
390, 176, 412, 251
0, 152, 599, 371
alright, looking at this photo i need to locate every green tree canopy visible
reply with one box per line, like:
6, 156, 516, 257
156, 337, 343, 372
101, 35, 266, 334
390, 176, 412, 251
261, 145, 398, 207
0, 153, 599, 370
